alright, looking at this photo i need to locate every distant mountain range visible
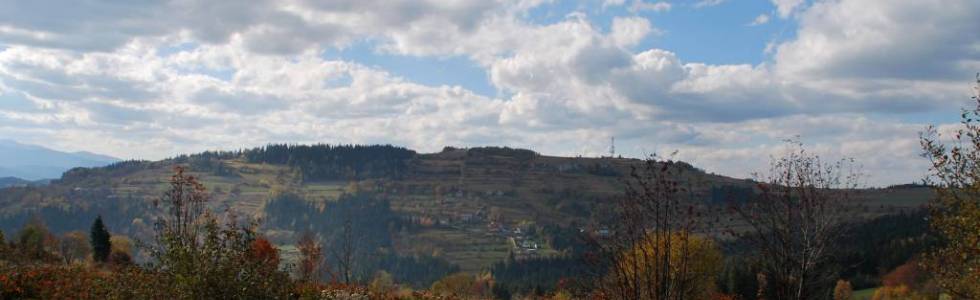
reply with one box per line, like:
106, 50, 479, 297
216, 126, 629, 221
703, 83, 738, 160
0, 140, 119, 181
0, 176, 50, 188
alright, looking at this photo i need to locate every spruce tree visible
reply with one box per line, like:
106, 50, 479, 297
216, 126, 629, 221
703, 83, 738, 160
90, 215, 111, 262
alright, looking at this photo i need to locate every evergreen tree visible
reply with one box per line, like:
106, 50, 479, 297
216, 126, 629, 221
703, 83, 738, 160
0, 229, 6, 256
90, 215, 111, 262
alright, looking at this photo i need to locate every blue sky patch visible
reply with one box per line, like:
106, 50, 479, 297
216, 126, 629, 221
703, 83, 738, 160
323, 41, 497, 97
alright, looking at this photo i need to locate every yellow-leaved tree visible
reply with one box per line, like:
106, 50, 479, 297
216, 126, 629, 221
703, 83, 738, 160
587, 157, 723, 300
919, 74, 980, 298
605, 232, 723, 300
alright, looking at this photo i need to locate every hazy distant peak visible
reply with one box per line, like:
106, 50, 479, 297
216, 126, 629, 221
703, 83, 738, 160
0, 140, 119, 180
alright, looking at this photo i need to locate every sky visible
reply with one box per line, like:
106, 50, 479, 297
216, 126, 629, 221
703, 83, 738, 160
0, 0, 978, 186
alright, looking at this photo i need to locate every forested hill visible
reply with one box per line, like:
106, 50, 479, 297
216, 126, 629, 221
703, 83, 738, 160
0, 144, 931, 275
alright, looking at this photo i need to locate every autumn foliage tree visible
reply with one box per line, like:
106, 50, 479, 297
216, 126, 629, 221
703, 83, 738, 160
58, 231, 90, 265
297, 231, 324, 283
881, 260, 925, 289
832, 280, 852, 300
589, 156, 718, 299
249, 237, 281, 270
109, 235, 133, 262
145, 166, 292, 298
430, 272, 494, 299
728, 142, 861, 300
870, 285, 923, 300
918, 74, 980, 298
17, 218, 58, 263
330, 216, 356, 284
0, 230, 8, 259
155, 167, 209, 248
606, 233, 723, 300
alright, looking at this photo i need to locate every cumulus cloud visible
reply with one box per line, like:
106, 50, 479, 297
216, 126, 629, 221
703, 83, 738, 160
0, 0, 511, 56
663, 114, 934, 185
601, 0, 672, 12
748, 14, 770, 26
610, 17, 657, 48
0, 0, 975, 186
771, 0, 805, 18
630, 1, 672, 13
694, 0, 727, 8
774, 0, 980, 81
602, 0, 628, 9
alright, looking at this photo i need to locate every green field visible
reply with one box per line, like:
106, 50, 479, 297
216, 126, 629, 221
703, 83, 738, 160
853, 288, 876, 299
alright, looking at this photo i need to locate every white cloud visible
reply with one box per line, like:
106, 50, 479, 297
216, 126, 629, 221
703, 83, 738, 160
602, 0, 628, 9
774, 0, 980, 81
694, 0, 726, 8
610, 17, 657, 48
748, 14, 770, 26
0, 0, 515, 56
630, 1, 672, 13
0, 41, 509, 159
0, 0, 976, 186
662, 114, 935, 185
771, 0, 805, 18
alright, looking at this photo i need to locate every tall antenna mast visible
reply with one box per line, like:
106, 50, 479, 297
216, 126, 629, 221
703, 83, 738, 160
609, 136, 616, 158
